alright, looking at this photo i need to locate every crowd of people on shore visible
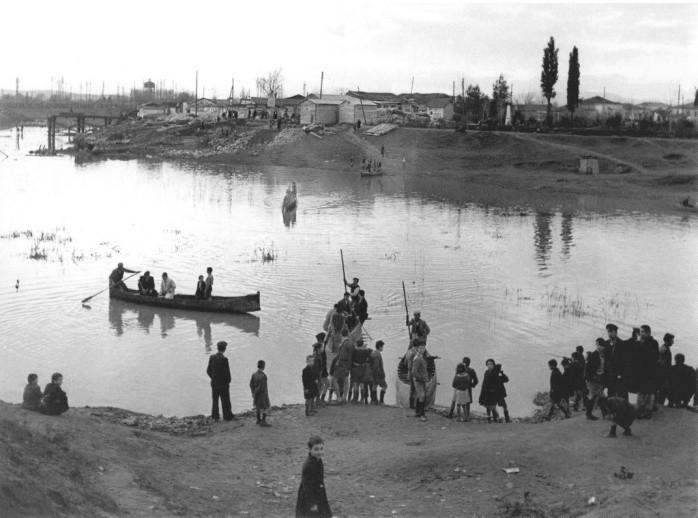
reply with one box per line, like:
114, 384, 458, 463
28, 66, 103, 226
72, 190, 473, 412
109, 262, 215, 300
544, 323, 696, 437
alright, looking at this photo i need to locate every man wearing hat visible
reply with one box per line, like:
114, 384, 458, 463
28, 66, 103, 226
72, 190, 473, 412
407, 311, 430, 346
108, 262, 137, 290
206, 340, 235, 421
604, 323, 629, 400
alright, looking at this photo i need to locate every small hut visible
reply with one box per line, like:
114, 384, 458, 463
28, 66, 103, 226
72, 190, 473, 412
578, 156, 599, 175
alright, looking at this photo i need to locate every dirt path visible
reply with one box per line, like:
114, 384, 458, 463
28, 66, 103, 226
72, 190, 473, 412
507, 132, 651, 174
2, 401, 696, 517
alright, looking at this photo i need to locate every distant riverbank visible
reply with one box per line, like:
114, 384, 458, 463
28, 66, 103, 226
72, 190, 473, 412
63, 118, 698, 215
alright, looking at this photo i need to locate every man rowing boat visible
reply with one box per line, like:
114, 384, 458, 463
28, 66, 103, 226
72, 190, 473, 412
109, 262, 137, 290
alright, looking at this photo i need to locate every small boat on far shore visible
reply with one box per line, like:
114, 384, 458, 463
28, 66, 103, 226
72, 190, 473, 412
360, 170, 383, 178
109, 288, 261, 314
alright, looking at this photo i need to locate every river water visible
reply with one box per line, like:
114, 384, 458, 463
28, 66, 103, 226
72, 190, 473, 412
1, 127, 696, 417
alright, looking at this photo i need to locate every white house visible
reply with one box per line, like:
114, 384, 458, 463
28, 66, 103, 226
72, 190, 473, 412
339, 97, 378, 124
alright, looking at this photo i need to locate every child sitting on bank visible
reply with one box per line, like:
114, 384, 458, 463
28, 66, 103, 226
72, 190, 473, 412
22, 373, 43, 411
451, 363, 471, 421
302, 355, 319, 417
249, 360, 271, 427
41, 372, 69, 415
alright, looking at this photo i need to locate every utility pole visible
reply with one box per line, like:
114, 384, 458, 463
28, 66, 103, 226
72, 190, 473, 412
411, 76, 414, 95
195, 70, 199, 117
16, 77, 19, 97
357, 85, 367, 125
678, 84, 681, 115
319, 71, 324, 99
303, 82, 306, 97
452, 81, 455, 104
462, 77, 466, 122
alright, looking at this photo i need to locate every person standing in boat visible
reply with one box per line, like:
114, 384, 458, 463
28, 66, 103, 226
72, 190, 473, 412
204, 267, 214, 299
354, 290, 368, 324
160, 272, 176, 299
344, 277, 361, 302
137, 271, 157, 296
195, 275, 206, 299
407, 311, 430, 345
109, 262, 137, 290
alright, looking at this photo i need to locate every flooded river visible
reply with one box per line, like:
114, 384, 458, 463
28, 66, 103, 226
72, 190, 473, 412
1, 127, 696, 416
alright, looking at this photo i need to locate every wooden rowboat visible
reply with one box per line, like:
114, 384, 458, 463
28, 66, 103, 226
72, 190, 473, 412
395, 355, 438, 409
109, 287, 260, 314
360, 171, 383, 178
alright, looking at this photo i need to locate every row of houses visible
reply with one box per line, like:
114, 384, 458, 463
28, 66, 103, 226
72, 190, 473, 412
137, 92, 696, 125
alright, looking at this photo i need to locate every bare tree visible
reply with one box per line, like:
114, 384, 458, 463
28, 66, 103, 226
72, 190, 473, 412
256, 69, 284, 100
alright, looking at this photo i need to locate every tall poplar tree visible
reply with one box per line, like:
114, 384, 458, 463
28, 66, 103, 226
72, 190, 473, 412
541, 36, 559, 126
566, 46, 580, 122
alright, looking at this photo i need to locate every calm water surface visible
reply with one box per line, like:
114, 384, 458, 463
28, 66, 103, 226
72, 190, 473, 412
1, 127, 696, 416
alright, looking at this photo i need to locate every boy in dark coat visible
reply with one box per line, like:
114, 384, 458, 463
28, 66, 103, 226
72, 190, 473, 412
41, 372, 69, 415
598, 396, 636, 437
302, 355, 319, 416
22, 373, 42, 411
296, 436, 332, 518
547, 359, 571, 419
250, 360, 271, 426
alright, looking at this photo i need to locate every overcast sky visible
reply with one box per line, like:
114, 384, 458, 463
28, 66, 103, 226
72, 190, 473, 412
1, 1, 696, 104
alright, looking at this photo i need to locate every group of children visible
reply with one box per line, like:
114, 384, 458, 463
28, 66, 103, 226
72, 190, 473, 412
21, 372, 69, 415
446, 357, 511, 423
545, 323, 697, 438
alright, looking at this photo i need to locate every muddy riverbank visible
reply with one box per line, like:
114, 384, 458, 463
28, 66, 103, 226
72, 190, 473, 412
1, 400, 696, 517
67, 118, 698, 215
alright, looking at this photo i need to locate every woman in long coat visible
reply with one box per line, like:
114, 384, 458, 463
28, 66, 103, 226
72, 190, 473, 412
296, 436, 332, 518
479, 359, 502, 422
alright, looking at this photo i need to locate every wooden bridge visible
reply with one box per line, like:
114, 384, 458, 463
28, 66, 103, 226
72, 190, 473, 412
47, 113, 114, 152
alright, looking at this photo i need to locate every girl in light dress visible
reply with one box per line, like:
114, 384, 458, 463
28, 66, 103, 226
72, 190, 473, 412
452, 363, 472, 421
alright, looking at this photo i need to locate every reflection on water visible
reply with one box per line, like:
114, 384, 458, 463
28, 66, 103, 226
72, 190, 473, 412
108, 298, 261, 347
560, 213, 574, 260
533, 211, 554, 272
0, 127, 695, 417
282, 207, 297, 227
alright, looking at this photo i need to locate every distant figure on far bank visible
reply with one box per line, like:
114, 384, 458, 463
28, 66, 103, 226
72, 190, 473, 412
160, 272, 176, 299
41, 372, 69, 415
109, 262, 137, 290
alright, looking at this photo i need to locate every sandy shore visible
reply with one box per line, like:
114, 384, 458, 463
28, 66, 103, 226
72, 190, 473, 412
1, 400, 696, 517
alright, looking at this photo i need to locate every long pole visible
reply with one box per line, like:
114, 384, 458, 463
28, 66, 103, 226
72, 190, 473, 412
357, 86, 367, 125
81, 271, 140, 304
320, 71, 324, 99
340, 249, 347, 291
402, 281, 411, 340
195, 70, 199, 117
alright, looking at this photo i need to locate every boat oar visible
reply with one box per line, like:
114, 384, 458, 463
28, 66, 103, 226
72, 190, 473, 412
340, 249, 348, 291
402, 281, 412, 340
81, 271, 140, 304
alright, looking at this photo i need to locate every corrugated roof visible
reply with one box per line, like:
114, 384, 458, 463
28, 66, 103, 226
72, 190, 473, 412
346, 91, 402, 103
